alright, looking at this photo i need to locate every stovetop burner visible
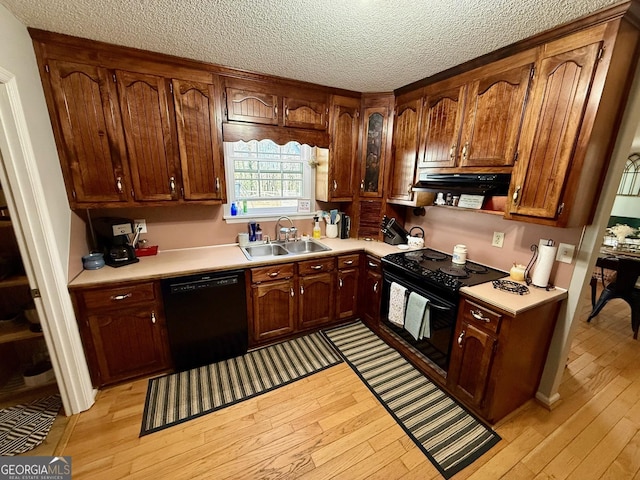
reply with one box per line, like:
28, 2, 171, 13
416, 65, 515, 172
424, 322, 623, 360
423, 251, 447, 261
464, 262, 488, 274
439, 266, 468, 278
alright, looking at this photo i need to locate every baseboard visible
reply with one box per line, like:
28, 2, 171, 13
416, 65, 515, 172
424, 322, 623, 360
535, 390, 561, 410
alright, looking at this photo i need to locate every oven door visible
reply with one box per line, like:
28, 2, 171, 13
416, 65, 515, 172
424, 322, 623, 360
381, 269, 457, 372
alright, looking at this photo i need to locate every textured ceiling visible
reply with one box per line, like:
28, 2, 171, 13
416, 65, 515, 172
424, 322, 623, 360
1, 0, 621, 92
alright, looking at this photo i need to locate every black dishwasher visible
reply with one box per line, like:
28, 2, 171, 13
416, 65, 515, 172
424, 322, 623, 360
161, 269, 248, 371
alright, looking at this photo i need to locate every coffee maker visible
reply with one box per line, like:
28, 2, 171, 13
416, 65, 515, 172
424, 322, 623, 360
92, 217, 139, 267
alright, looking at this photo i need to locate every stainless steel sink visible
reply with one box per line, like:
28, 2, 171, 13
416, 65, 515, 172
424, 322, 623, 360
240, 239, 331, 260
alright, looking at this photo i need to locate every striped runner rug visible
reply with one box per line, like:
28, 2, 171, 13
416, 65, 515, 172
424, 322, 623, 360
140, 331, 342, 436
323, 321, 501, 479
0, 394, 62, 455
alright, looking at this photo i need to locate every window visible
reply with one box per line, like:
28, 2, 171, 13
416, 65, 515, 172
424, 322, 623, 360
618, 153, 640, 196
224, 139, 316, 217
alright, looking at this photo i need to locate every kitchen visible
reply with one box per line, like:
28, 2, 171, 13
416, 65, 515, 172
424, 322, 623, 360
1, 0, 640, 476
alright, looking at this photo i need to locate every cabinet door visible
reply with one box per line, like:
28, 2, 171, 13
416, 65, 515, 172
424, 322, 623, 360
459, 64, 533, 167
337, 267, 359, 320
508, 41, 601, 220
389, 96, 422, 202
362, 257, 382, 326
419, 85, 466, 168
447, 320, 496, 408
327, 96, 360, 201
299, 272, 335, 329
252, 278, 296, 342
225, 87, 278, 125
48, 60, 130, 205
172, 79, 225, 200
87, 305, 170, 385
116, 70, 180, 201
360, 107, 389, 197
284, 97, 327, 130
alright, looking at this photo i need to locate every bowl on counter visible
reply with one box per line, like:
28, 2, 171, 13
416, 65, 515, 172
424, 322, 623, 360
82, 252, 105, 270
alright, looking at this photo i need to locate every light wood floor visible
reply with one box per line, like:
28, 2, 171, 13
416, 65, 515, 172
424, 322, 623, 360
58, 289, 640, 479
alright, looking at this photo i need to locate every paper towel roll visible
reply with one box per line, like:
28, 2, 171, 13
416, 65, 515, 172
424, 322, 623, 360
531, 244, 557, 287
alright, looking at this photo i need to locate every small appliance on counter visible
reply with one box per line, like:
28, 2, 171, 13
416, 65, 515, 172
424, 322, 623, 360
381, 216, 409, 245
339, 212, 351, 239
91, 217, 140, 268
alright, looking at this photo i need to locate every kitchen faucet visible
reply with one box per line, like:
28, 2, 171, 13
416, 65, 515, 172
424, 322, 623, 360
275, 216, 297, 242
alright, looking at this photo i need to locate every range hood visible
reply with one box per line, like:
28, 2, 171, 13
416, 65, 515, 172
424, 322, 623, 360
412, 172, 511, 196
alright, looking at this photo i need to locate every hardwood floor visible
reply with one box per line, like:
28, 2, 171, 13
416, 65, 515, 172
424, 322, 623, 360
59, 288, 640, 479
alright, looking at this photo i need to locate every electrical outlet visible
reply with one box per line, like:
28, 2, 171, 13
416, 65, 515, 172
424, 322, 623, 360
556, 243, 575, 264
492, 231, 504, 248
134, 219, 147, 233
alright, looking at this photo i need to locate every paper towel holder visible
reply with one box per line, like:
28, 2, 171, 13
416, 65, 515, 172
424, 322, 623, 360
524, 244, 538, 286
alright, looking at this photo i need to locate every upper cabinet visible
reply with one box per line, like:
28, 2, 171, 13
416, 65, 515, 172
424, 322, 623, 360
359, 95, 393, 198
316, 95, 361, 202
225, 86, 278, 125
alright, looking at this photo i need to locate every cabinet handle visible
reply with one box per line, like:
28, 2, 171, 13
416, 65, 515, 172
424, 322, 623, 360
368, 261, 378, 269
373, 281, 378, 293
285, 106, 289, 117
111, 293, 132, 301
274, 104, 278, 117
169, 176, 176, 195
470, 309, 491, 322
269, 271, 280, 277
151, 311, 156, 324
449, 143, 457, 160
462, 142, 469, 162
458, 330, 465, 347
290, 287, 294, 297
407, 183, 412, 195
215, 177, 220, 192
512, 185, 521, 205
333, 180, 337, 191
360, 180, 364, 191
311, 265, 323, 270
300, 285, 304, 295
339, 278, 343, 288
116, 176, 123, 194
344, 260, 353, 265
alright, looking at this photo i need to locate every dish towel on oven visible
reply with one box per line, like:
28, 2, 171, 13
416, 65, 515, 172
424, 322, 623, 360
405, 292, 429, 340
388, 282, 407, 326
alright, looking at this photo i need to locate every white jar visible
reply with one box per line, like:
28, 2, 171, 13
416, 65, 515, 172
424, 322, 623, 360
452, 244, 467, 264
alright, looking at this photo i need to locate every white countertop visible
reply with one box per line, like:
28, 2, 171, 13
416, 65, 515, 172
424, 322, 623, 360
69, 238, 567, 314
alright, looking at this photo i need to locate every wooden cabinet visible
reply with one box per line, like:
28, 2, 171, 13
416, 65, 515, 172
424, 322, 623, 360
297, 257, 336, 329
336, 254, 359, 320
283, 96, 328, 130
447, 296, 561, 423
361, 255, 382, 326
360, 106, 389, 197
225, 86, 278, 125
172, 79, 226, 201
317, 95, 360, 202
250, 264, 297, 344
46, 60, 131, 205
71, 281, 171, 387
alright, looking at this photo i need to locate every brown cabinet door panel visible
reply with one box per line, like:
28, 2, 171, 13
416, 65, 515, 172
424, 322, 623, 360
116, 70, 179, 201
362, 268, 382, 326
329, 96, 360, 200
48, 60, 129, 204
226, 88, 278, 125
337, 268, 359, 320
173, 79, 225, 200
419, 86, 466, 168
390, 98, 422, 201
448, 321, 496, 408
284, 97, 327, 130
299, 272, 335, 329
252, 279, 296, 342
360, 108, 389, 197
460, 64, 533, 167
509, 42, 601, 219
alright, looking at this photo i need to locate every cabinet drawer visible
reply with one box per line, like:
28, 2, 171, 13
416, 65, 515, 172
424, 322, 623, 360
81, 282, 156, 311
365, 256, 381, 271
251, 264, 295, 283
460, 299, 502, 333
297, 257, 335, 275
338, 254, 360, 269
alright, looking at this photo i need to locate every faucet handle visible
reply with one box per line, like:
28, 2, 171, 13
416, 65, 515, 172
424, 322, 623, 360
289, 226, 298, 240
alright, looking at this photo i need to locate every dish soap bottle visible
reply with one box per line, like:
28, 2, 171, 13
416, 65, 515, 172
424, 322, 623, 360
312, 216, 321, 239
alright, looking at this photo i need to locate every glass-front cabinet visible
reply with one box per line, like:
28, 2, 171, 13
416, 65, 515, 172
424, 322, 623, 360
360, 107, 389, 197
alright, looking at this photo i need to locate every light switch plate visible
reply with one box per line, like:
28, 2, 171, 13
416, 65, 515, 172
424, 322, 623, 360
556, 243, 575, 264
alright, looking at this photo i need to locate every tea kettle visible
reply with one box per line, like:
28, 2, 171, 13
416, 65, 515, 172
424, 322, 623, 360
407, 226, 425, 249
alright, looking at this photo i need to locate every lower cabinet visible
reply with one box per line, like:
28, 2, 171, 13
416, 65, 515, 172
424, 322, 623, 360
337, 254, 360, 320
447, 296, 560, 423
362, 255, 382, 327
250, 264, 297, 343
298, 257, 336, 330
71, 281, 171, 387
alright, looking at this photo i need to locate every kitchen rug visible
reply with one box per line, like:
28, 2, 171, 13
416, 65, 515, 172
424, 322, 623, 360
322, 321, 500, 479
140, 331, 342, 436
0, 394, 62, 455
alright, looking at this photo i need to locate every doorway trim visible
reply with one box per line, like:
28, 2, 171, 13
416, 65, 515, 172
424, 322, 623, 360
0, 66, 94, 414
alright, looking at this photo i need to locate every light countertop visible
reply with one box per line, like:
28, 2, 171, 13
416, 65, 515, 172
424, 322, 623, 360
69, 238, 567, 314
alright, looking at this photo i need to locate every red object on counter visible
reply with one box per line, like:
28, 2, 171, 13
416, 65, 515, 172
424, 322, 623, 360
135, 246, 158, 257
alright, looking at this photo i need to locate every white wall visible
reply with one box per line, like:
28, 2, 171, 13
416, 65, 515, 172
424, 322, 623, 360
611, 195, 640, 218
0, 3, 71, 277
